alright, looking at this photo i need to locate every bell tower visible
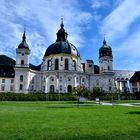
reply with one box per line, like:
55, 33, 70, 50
15, 30, 31, 93
99, 38, 113, 73
16, 29, 30, 68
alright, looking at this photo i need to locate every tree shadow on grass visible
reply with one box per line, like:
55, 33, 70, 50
126, 111, 140, 114
47, 104, 96, 109
47, 104, 75, 108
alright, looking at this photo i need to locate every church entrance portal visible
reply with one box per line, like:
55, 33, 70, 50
67, 85, 72, 93
50, 85, 55, 93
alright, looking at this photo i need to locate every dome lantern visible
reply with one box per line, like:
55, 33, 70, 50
44, 19, 80, 58
56, 18, 68, 42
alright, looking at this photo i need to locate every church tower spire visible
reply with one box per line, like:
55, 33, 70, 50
22, 28, 26, 42
103, 36, 106, 45
60, 17, 64, 29
56, 18, 68, 41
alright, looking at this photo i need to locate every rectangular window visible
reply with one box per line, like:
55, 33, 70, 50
21, 60, 24, 65
19, 84, 23, 90
60, 85, 62, 91
89, 64, 92, 67
43, 86, 45, 91
10, 85, 14, 91
1, 85, 5, 91
11, 79, 14, 83
2, 79, 5, 83
20, 75, 23, 82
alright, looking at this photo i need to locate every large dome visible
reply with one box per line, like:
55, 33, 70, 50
99, 39, 112, 58
44, 19, 80, 58
44, 41, 80, 57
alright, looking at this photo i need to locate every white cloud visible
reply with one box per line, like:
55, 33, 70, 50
114, 27, 140, 70
0, 0, 93, 65
91, 0, 109, 9
101, 0, 140, 42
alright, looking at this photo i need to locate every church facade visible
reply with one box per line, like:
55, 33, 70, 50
0, 20, 135, 93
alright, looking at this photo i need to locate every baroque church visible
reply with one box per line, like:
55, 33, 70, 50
0, 20, 135, 93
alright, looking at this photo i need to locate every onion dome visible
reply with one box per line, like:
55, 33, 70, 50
18, 30, 29, 49
99, 38, 112, 58
44, 18, 80, 58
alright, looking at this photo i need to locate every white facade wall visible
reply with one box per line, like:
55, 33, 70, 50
89, 73, 115, 91
42, 71, 89, 93
14, 68, 30, 93
99, 56, 113, 72
42, 55, 82, 72
114, 70, 135, 92
0, 78, 14, 92
28, 70, 42, 92
16, 48, 30, 67
15, 67, 42, 93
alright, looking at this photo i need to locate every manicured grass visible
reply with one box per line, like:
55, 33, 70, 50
0, 101, 140, 140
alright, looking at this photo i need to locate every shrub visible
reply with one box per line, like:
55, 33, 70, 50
0, 92, 77, 101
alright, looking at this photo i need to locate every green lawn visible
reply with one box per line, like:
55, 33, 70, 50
0, 101, 140, 140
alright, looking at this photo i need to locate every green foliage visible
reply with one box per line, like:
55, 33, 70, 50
0, 92, 77, 101
46, 92, 77, 101
0, 89, 137, 102
73, 85, 89, 97
89, 87, 106, 100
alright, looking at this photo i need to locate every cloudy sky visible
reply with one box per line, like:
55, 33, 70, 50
0, 0, 140, 70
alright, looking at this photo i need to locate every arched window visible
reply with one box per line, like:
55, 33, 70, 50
20, 75, 23, 82
19, 84, 23, 90
47, 60, 51, 70
50, 85, 55, 93
65, 58, 69, 70
21, 60, 24, 65
67, 85, 72, 93
73, 60, 76, 71
55, 59, 59, 70
108, 66, 110, 70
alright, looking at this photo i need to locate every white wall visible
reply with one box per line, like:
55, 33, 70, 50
0, 78, 15, 92
42, 54, 83, 72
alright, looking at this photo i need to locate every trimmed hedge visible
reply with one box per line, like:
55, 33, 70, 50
0, 92, 77, 101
